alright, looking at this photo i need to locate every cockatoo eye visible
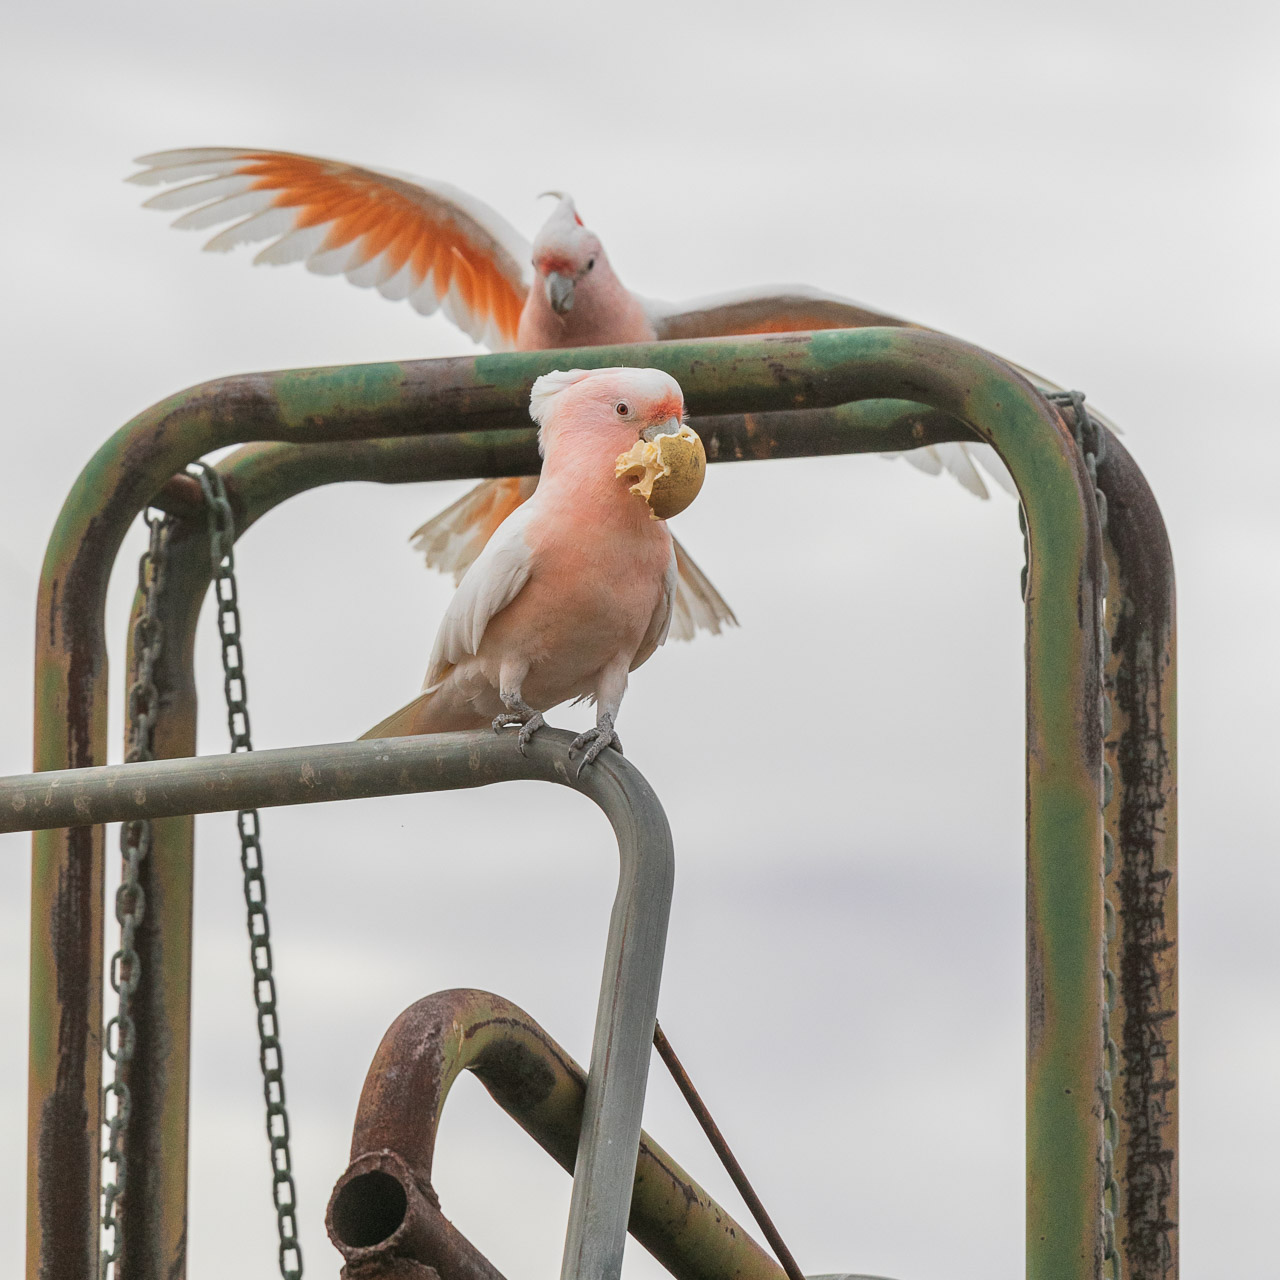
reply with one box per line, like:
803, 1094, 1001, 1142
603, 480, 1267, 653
586, 257, 596, 271
615, 400, 631, 418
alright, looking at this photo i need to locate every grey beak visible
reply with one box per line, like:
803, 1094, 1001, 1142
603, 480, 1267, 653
546, 271, 575, 315
641, 416, 683, 443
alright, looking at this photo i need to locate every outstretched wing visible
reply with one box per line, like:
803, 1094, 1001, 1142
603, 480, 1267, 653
129, 147, 533, 350
424, 502, 536, 690
646, 284, 914, 341
647, 283, 1120, 498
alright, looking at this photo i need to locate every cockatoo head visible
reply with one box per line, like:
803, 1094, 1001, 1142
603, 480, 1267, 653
530, 366, 684, 446
530, 194, 609, 316
530, 368, 706, 518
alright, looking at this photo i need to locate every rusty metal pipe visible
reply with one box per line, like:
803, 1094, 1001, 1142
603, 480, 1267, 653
109, 394, 971, 1280
326, 989, 786, 1280
1097, 431, 1179, 1278
27, 328, 1106, 1280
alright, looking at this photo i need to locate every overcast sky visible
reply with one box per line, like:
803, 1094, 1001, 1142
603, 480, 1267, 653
1, 2, 1277, 1277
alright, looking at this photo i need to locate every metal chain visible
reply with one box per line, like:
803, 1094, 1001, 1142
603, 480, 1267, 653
100, 508, 173, 1279
1048, 391, 1122, 1280
190, 461, 304, 1280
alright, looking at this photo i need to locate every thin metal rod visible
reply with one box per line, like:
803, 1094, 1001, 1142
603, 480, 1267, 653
653, 1023, 806, 1280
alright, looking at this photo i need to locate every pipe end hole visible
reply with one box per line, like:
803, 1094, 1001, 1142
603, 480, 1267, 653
332, 1169, 408, 1248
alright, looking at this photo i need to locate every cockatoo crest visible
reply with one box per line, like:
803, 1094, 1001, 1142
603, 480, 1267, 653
531, 194, 599, 273
529, 368, 596, 426
530, 365, 683, 433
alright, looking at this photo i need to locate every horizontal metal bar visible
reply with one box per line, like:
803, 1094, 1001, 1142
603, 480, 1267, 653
0, 728, 647, 836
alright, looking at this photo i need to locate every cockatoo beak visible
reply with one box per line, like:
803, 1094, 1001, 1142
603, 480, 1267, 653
546, 271, 575, 315
641, 416, 683, 442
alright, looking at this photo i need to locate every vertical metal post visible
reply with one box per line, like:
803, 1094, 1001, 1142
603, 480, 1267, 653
28, 533, 112, 1280
116, 520, 208, 1280
1099, 435, 1178, 1279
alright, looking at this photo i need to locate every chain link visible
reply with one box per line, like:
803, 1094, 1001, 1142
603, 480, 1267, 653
190, 461, 303, 1280
100, 508, 173, 1280
1048, 391, 1122, 1280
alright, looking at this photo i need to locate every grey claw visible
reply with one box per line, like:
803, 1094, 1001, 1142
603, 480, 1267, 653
492, 710, 546, 754
569, 724, 622, 776
516, 712, 545, 755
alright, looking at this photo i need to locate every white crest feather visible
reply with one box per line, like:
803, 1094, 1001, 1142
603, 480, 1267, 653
528, 368, 596, 426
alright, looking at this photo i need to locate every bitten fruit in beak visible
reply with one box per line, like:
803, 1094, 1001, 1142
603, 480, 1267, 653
615, 425, 707, 520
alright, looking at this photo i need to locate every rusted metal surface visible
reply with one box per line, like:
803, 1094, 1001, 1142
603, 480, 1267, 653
26, 328, 1110, 1280
327, 989, 787, 1280
652, 1023, 805, 1280
114, 518, 208, 1280
1097, 433, 1178, 1279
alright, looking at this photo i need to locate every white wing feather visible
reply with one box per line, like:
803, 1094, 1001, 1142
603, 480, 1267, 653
669, 540, 738, 641
632, 546, 680, 670
423, 502, 537, 689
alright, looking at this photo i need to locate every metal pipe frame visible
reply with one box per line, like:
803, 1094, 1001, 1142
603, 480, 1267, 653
13, 727, 675, 1280
323, 987, 786, 1280
19, 326, 1175, 1280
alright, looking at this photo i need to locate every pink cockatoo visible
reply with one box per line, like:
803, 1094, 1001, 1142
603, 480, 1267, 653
363, 367, 689, 772
128, 146, 1031, 645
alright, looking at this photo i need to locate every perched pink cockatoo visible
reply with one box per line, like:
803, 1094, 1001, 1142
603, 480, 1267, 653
128, 146, 1028, 645
363, 367, 689, 772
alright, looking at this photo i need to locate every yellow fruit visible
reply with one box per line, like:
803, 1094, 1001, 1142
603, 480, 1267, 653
615, 425, 707, 520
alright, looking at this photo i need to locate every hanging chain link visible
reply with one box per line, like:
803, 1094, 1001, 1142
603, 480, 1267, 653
1047, 391, 1122, 1280
190, 461, 303, 1280
100, 507, 173, 1280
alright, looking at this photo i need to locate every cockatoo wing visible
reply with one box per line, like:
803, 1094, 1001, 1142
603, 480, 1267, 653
668, 540, 738, 641
646, 284, 1017, 496
129, 147, 533, 350
631, 546, 680, 671
410, 476, 538, 585
645, 284, 914, 341
423, 502, 537, 689
410, 478, 737, 641
645, 282, 1127, 499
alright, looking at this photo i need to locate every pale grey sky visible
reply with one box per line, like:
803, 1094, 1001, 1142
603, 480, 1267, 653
1, 2, 1277, 1277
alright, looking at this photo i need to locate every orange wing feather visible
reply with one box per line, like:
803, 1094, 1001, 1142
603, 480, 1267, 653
131, 148, 533, 350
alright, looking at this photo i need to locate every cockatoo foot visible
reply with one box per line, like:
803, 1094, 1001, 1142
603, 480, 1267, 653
569, 719, 623, 776
492, 710, 546, 755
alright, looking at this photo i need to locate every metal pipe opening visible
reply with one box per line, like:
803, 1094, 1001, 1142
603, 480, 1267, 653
330, 1168, 408, 1250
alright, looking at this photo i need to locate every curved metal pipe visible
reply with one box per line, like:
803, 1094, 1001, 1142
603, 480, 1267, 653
28, 327, 1105, 1280
325, 989, 786, 1280
6, 728, 673, 1280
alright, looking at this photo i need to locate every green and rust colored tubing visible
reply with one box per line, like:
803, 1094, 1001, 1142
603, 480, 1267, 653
327, 988, 785, 1280
109, 396, 975, 1280
30, 328, 1120, 1280
1097, 435, 1178, 1277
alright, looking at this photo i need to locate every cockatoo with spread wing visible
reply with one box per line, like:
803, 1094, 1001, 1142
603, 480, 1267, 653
129, 147, 1046, 637
363, 367, 692, 772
